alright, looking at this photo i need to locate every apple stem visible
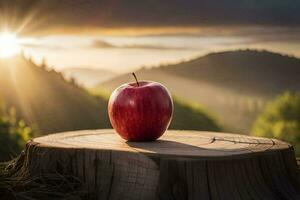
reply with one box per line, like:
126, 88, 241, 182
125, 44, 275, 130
132, 72, 140, 86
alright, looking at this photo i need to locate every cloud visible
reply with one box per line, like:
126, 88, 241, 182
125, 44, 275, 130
51, 0, 300, 27
1, 0, 300, 36
91, 40, 188, 50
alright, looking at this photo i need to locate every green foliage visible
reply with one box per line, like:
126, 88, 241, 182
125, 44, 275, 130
252, 92, 300, 155
170, 97, 221, 131
0, 105, 33, 161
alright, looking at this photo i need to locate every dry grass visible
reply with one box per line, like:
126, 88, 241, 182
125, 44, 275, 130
0, 153, 86, 200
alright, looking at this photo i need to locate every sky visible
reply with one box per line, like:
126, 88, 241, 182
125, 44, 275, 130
0, 0, 300, 72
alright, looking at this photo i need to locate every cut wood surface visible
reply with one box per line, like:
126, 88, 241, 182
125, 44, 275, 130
23, 129, 300, 200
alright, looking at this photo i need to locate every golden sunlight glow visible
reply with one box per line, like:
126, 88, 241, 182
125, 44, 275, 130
0, 32, 21, 58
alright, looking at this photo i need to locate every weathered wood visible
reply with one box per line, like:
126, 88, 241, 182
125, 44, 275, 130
23, 129, 300, 200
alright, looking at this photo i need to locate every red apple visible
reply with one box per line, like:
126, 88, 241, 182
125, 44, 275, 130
108, 73, 173, 141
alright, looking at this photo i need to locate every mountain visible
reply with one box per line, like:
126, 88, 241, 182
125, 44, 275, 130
0, 56, 219, 134
100, 50, 300, 133
0, 56, 110, 134
62, 67, 117, 87
158, 49, 300, 95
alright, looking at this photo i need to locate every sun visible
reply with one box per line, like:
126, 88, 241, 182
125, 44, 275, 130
0, 32, 21, 58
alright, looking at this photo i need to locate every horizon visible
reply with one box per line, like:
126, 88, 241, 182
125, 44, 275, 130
0, 0, 299, 72
17, 32, 300, 73
19, 48, 300, 74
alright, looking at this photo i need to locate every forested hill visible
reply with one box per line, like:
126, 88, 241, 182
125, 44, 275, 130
157, 49, 300, 95
0, 56, 109, 134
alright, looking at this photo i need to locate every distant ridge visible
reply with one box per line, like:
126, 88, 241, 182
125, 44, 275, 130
156, 49, 300, 95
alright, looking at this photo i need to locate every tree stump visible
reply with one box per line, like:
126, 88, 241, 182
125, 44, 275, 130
23, 129, 300, 200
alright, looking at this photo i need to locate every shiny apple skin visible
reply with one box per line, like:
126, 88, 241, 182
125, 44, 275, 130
108, 81, 173, 141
